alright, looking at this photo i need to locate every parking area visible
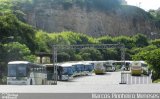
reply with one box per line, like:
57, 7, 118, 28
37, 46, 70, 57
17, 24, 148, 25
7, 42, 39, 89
123, 72, 152, 84
0, 71, 159, 93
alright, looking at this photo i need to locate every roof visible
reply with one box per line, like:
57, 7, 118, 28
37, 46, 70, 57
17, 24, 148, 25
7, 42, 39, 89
57, 63, 74, 67
8, 61, 30, 64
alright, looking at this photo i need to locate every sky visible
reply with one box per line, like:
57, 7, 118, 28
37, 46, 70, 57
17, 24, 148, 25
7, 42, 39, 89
126, 0, 160, 11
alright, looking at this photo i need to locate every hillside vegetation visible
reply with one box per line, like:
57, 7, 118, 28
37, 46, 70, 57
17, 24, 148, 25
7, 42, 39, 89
0, 0, 160, 83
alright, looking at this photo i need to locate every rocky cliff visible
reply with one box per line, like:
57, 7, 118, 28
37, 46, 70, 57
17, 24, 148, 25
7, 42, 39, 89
17, 0, 160, 37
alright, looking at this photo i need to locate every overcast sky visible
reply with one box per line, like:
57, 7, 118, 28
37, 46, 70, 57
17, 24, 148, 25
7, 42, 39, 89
126, 0, 160, 11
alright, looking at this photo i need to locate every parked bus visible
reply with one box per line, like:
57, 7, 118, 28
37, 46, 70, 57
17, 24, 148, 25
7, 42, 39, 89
72, 62, 85, 76
131, 61, 142, 76
93, 61, 106, 74
131, 61, 150, 76
140, 61, 150, 76
57, 63, 74, 81
83, 62, 94, 75
7, 61, 47, 85
76, 61, 94, 75
103, 61, 116, 72
45, 63, 74, 81
113, 61, 132, 71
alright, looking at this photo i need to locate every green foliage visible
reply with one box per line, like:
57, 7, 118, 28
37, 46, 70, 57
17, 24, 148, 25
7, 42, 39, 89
151, 39, 160, 47
145, 48, 160, 80
74, 54, 83, 61
148, 9, 160, 29
57, 52, 70, 62
132, 45, 157, 60
113, 36, 135, 49
132, 45, 160, 80
49, 31, 96, 44
0, 14, 37, 52
35, 31, 53, 52
149, 9, 160, 20
0, 0, 13, 14
101, 48, 118, 60
1, 0, 160, 82
97, 36, 114, 44
3, 42, 36, 62
35, 31, 97, 53
132, 34, 149, 47
79, 48, 102, 60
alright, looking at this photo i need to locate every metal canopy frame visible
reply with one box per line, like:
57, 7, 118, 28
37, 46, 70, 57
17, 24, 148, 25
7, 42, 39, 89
52, 44, 126, 85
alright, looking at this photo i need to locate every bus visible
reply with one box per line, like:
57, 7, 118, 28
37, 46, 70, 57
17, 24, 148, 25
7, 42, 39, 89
131, 61, 142, 76
75, 61, 94, 76
131, 61, 150, 76
93, 61, 106, 74
140, 61, 150, 76
72, 63, 84, 76
45, 63, 74, 81
7, 61, 47, 85
57, 63, 74, 81
103, 61, 116, 72
83, 62, 94, 75
112, 61, 132, 71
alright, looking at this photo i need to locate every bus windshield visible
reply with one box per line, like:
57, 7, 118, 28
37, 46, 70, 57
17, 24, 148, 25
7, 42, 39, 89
8, 64, 27, 77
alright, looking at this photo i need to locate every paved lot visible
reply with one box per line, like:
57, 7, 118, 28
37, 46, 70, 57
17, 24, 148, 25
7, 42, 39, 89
0, 72, 159, 93
122, 72, 152, 84
58, 72, 121, 86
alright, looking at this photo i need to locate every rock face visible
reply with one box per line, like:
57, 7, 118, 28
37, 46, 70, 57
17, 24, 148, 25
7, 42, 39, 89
21, 1, 160, 37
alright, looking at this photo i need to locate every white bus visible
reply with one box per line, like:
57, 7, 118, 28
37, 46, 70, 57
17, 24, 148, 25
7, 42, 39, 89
131, 61, 150, 76
7, 61, 47, 85
103, 61, 116, 72
131, 61, 142, 76
140, 61, 150, 76
110, 60, 132, 71
93, 61, 106, 74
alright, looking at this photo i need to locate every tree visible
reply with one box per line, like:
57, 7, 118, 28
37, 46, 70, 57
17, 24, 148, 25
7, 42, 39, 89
97, 36, 114, 44
132, 45, 160, 80
0, 14, 37, 52
79, 48, 102, 60
113, 36, 135, 49
35, 31, 53, 52
133, 34, 149, 47
145, 49, 160, 80
101, 48, 118, 60
3, 42, 36, 62
132, 45, 157, 60
0, 0, 13, 14
57, 52, 70, 62
151, 39, 160, 47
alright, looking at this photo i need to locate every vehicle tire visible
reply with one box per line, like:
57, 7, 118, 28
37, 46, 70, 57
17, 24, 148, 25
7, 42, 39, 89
30, 79, 32, 85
